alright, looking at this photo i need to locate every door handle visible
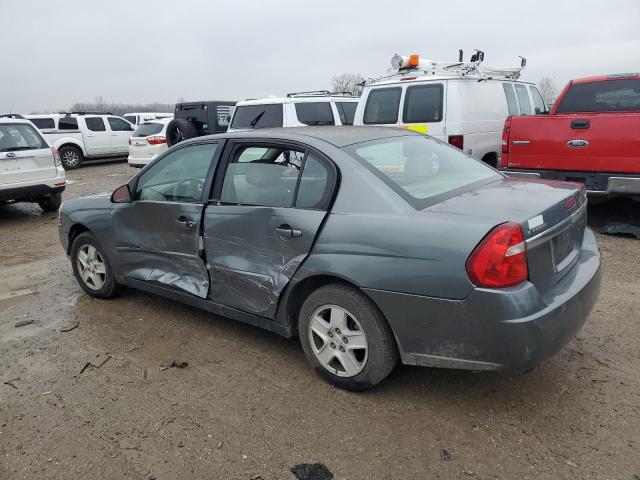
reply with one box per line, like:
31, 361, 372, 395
275, 224, 302, 237
176, 216, 196, 228
571, 119, 590, 129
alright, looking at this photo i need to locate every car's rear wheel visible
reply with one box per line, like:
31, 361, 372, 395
38, 193, 62, 212
59, 146, 83, 170
298, 283, 398, 390
70, 232, 120, 298
166, 118, 198, 147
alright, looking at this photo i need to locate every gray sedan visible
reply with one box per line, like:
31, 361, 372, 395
58, 127, 601, 390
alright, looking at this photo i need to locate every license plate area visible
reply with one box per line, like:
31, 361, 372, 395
552, 225, 577, 270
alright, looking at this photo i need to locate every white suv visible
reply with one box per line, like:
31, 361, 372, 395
228, 91, 358, 131
354, 53, 547, 167
0, 116, 66, 211
26, 113, 135, 170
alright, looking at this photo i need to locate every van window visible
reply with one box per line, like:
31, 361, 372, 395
58, 117, 78, 130
363, 88, 401, 124
0, 123, 48, 152
502, 84, 519, 115
336, 102, 357, 125
402, 84, 443, 123
30, 118, 55, 129
295, 102, 334, 125
555, 79, 640, 113
230, 104, 283, 129
529, 86, 547, 114
514, 84, 532, 115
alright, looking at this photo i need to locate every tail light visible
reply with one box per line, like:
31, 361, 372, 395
147, 136, 167, 145
466, 222, 528, 288
128, 138, 132, 145
501, 117, 511, 156
448, 135, 464, 150
51, 147, 61, 167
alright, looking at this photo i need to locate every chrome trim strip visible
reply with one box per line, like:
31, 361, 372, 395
526, 201, 587, 249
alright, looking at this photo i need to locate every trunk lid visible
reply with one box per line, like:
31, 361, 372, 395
1, 147, 56, 183
425, 177, 587, 291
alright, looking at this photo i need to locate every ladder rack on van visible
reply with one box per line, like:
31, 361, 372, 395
365, 53, 526, 85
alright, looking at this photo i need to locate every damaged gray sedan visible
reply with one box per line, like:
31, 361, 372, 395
58, 127, 601, 390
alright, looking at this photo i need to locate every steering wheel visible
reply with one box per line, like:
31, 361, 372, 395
172, 177, 203, 200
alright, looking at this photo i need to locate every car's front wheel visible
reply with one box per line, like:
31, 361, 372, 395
70, 232, 120, 298
298, 283, 398, 390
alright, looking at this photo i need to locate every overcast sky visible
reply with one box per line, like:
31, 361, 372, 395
1, 0, 638, 113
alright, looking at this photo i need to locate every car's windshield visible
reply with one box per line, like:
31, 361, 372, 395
0, 123, 48, 152
344, 135, 501, 209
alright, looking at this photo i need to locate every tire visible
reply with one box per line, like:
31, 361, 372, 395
38, 193, 62, 212
166, 118, 199, 147
298, 283, 398, 390
70, 232, 121, 299
59, 146, 83, 170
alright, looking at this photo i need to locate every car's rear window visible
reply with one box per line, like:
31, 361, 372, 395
556, 78, 640, 112
295, 102, 334, 125
133, 122, 164, 137
344, 135, 500, 209
0, 123, 48, 152
363, 87, 401, 124
230, 104, 283, 129
30, 118, 55, 129
336, 102, 357, 125
58, 117, 78, 130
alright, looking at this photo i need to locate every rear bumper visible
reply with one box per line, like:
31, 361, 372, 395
500, 168, 640, 196
0, 183, 65, 203
365, 229, 601, 371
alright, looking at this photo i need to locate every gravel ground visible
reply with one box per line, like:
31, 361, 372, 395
1, 160, 639, 479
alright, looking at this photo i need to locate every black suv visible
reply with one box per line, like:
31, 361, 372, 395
167, 101, 237, 147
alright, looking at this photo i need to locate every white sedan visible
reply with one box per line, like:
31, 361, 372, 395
127, 118, 171, 168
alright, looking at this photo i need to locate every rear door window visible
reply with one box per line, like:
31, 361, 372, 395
363, 87, 402, 124
294, 102, 334, 125
555, 78, 640, 112
0, 123, 48, 152
529, 86, 547, 114
230, 104, 283, 129
514, 84, 532, 115
85, 117, 106, 132
108, 117, 133, 131
30, 118, 55, 129
402, 84, 444, 123
336, 102, 357, 125
502, 83, 519, 115
58, 117, 78, 130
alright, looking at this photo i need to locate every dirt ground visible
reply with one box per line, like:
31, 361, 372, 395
1, 160, 639, 480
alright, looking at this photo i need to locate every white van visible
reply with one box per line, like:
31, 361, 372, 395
228, 91, 358, 131
353, 53, 547, 167
123, 112, 173, 126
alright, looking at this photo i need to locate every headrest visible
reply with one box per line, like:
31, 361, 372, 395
245, 163, 283, 186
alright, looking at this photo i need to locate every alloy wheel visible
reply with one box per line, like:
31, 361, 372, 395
76, 244, 106, 290
62, 150, 79, 167
308, 304, 368, 377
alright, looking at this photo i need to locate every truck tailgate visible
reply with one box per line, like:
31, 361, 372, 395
505, 112, 640, 173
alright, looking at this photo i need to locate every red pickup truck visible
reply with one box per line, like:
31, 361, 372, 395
499, 73, 640, 200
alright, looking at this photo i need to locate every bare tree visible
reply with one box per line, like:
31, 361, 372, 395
538, 77, 558, 105
330, 73, 365, 96
94, 95, 105, 112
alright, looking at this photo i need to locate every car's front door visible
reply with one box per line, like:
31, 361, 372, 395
204, 141, 336, 318
107, 116, 134, 154
110, 141, 222, 298
82, 116, 109, 156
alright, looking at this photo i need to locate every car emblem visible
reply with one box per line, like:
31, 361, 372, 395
6, 152, 16, 158
567, 139, 589, 148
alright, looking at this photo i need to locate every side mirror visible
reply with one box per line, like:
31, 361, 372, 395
111, 184, 131, 203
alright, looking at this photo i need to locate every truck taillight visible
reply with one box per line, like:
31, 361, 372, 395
501, 117, 511, 156
147, 136, 166, 145
466, 222, 528, 288
448, 135, 464, 150
51, 147, 61, 167
128, 138, 132, 145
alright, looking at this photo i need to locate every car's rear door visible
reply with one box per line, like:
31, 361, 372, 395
82, 116, 109, 156
106, 116, 134, 154
203, 140, 336, 318
110, 141, 223, 297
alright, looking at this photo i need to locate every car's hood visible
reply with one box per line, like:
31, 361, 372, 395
61, 192, 112, 212
423, 177, 584, 239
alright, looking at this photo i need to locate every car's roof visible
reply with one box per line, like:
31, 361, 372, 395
367, 76, 535, 87
236, 96, 359, 106
0, 117, 34, 125
201, 126, 420, 148
570, 73, 639, 84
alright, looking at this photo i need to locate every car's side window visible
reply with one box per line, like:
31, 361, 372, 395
514, 84, 532, 115
295, 153, 332, 210
108, 117, 133, 132
502, 83, 519, 115
363, 87, 402, 124
529, 86, 547, 114
219, 145, 305, 207
85, 117, 106, 132
135, 143, 218, 203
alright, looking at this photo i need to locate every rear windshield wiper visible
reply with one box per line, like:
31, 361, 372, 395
249, 110, 266, 127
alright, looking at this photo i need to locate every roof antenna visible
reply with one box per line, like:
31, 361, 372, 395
458, 49, 464, 62
519, 56, 527, 68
